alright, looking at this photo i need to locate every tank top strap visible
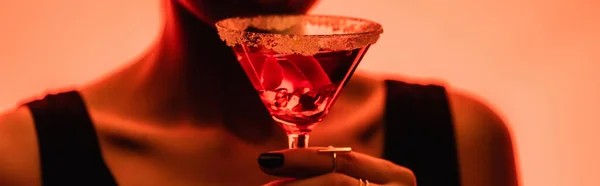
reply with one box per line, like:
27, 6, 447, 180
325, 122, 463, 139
25, 91, 117, 186
382, 80, 461, 186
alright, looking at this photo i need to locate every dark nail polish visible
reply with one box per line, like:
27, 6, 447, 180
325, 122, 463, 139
258, 153, 284, 169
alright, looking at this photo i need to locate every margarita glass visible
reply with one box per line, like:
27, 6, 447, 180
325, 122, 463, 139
216, 14, 383, 148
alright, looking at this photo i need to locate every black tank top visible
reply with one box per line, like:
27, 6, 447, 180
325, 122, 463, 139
25, 80, 461, 186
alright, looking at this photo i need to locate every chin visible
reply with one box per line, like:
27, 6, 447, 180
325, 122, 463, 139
176, 0, 319, 25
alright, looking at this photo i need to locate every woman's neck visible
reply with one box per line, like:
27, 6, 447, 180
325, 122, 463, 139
84, 0, 278, 141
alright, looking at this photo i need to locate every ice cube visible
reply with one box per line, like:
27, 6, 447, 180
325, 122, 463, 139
293, 89, 320, 112
285, 55, 333, 89
275, 88, 288, 99
260, 56, 284, 90
272, 88, 290, 110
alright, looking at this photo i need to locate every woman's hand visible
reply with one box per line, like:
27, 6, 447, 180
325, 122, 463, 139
258, 147, 416, 186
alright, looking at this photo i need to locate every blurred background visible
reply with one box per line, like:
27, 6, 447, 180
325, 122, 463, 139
0, 0, 598, 185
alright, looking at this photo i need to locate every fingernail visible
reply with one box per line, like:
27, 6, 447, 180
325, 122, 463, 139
258, 153, 284, 169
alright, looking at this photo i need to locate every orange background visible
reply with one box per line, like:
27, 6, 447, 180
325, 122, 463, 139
1, 0, 599, 185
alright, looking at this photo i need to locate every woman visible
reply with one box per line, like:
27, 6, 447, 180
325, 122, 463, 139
0, 0, 518, 185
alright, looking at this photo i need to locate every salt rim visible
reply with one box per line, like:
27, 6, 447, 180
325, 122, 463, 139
215, 14, 383, 56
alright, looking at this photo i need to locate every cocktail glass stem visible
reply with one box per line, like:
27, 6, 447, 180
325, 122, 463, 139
288, 133, 309, 148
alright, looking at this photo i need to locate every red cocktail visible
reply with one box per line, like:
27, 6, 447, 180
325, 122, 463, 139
216, 15, 383, 148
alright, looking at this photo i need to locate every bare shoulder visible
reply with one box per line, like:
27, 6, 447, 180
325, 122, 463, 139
446, 90, 519, 186
0, 107, 41, 186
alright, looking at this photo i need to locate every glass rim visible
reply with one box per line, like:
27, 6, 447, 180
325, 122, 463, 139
215, 14, 383, 37
215, 14, 384, 56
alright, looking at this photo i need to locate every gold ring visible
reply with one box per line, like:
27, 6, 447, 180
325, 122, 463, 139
358, 178, 370, 186
318, 146, 352, 173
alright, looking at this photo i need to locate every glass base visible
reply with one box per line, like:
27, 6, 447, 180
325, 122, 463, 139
288, 134, 309, 148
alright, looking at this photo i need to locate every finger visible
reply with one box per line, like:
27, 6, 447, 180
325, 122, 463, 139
262, 178, 295, 186
263, 173, 383, 186
257, 147, 415, 184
